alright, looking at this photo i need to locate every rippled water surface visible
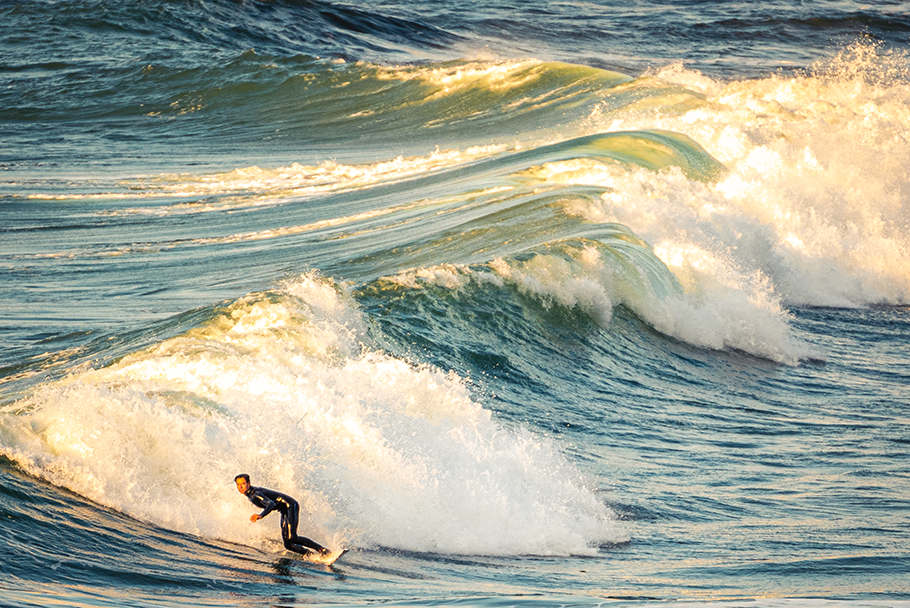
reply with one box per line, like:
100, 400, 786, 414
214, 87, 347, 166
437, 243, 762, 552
1, 1, 909, 606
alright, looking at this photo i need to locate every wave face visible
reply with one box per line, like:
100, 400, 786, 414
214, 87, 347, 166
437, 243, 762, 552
1, 1, 909, 607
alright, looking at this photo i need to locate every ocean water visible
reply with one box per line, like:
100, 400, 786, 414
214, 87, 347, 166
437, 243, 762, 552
1, 1, 909, 607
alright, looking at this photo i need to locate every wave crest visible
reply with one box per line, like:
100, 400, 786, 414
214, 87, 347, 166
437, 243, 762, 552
586, 41, 910, 309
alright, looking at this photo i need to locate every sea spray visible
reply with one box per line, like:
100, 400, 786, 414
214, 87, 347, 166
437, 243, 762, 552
584, 41, 910, 309
0, 273, 627, 555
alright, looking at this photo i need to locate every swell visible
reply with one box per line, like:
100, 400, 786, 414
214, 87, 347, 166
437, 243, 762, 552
1, 53, 632, 172
0, 0, 461, 64
0, 125, 728, 402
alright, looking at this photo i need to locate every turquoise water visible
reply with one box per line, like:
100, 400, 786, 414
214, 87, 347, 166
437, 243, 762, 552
1, 1, 909, 606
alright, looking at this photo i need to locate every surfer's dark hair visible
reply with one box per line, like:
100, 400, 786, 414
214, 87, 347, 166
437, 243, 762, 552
234, 473, 250, 483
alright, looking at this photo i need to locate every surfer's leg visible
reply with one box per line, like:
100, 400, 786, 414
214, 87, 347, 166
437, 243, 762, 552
285, 501, 328, 554
291, 535, 327, 553
280, 510, 295, 551
286, 500, 300, 539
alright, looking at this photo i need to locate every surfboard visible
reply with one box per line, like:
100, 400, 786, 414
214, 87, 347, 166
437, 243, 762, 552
303, 548, 348, 566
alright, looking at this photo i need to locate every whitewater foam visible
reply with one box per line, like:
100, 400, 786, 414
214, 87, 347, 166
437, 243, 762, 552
388, 236, 816, 364
585, 42, 910, 309
0, 273, 626, 556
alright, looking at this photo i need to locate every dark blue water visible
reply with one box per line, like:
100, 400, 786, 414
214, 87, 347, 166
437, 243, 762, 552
1, 1, 909, 607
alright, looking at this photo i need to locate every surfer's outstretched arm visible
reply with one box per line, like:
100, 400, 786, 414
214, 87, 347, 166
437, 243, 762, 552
248, 489, 277, 520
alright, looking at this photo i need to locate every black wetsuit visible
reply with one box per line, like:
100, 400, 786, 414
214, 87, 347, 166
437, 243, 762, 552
244, 486, 326, 555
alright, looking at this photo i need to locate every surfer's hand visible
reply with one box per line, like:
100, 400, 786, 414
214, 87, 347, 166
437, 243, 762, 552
250, 514, 261, 523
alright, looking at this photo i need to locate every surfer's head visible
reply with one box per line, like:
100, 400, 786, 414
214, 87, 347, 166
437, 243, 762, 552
234, 473, 251, 494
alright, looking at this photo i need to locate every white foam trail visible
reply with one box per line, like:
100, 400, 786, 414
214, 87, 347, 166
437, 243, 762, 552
23, 145, 508, 212
0, 273, 626, 555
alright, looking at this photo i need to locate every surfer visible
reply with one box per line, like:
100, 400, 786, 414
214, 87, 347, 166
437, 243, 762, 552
234, 474, 330, 557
